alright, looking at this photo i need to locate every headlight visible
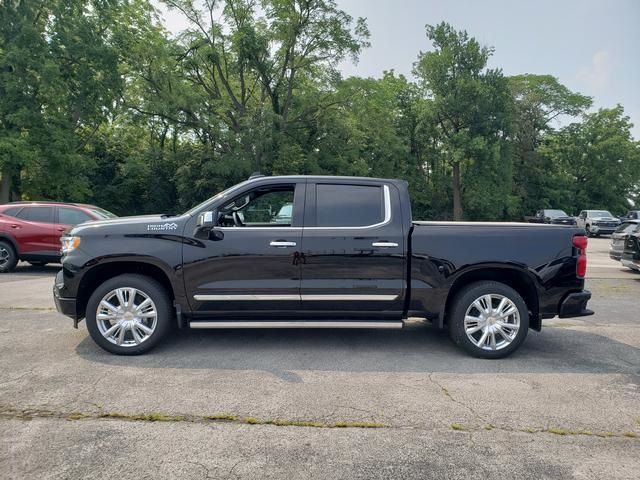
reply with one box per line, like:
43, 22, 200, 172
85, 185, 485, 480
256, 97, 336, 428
60, 236, 81, 254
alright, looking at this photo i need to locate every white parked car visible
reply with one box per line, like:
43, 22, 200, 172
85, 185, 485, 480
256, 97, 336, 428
576, 210, 621, 236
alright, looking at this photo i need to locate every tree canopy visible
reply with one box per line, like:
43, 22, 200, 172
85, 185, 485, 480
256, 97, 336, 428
1, 2, 638, 219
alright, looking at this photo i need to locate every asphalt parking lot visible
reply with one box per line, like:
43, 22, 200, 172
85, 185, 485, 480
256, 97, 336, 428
1, 237, 638, 479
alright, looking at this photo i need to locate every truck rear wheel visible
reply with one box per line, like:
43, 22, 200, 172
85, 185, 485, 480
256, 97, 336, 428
85, 274, 172, 355
448, 281, 529, 359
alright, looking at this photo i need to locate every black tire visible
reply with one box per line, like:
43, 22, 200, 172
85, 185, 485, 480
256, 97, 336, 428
448, 281, 529, 359
85, 274, 173, 355
0, 240, 18, 273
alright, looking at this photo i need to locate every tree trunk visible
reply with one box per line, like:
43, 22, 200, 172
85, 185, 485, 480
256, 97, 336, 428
0, 166, 11, 204
452, 161, 463, 221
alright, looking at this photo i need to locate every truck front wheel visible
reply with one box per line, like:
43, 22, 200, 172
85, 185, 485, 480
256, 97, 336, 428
85, 274, 172, 355
448, 281, 529, 359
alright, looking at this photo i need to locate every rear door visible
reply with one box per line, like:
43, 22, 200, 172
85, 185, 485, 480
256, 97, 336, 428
11, 206, 57, 255
299, 181, 406, 318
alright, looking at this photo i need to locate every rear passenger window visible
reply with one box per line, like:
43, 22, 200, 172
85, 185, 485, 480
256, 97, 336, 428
316, 184, 385, 227
1, 207, 23, 218
18, 207, 54, 223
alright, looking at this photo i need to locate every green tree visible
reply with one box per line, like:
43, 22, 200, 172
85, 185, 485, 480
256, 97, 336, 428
0, 0, 160, 202
413, 22, 512, 220
509, 74, 591, 215
541, 106, 640, 214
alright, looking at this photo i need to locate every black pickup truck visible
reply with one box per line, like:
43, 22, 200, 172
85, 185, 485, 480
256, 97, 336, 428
54, 175, 593, 358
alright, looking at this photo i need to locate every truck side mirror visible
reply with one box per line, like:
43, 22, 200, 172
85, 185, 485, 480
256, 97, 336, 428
195, 210, 223, 241
197, 210, 217, 228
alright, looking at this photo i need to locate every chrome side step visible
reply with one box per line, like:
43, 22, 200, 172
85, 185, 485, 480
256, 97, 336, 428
189, 320, 403, 329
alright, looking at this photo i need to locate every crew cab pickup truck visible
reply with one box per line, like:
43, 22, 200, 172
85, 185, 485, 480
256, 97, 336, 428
53, 175, 593, 358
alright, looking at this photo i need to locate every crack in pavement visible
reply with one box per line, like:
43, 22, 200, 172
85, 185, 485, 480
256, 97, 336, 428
428, 372, 487, 425
0, 404, 637, 440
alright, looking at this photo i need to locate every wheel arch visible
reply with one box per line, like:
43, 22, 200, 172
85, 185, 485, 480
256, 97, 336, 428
440, 265, 541, 331
0, 233, 19, 255
76, 260, 177, 323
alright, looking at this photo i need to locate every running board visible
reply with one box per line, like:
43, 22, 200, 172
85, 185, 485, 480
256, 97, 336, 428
189, 320, 403, 329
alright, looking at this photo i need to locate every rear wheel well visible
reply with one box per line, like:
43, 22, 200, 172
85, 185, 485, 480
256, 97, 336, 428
77, 262, 175, 320
443, 268, 540, 330
0, 234, 19, 255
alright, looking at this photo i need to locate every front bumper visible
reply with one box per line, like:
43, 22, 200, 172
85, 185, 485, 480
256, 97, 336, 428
589, 225, 617, 235
53, 270, 82, 326
609, 250, 622, 261
558, 290, 594, 318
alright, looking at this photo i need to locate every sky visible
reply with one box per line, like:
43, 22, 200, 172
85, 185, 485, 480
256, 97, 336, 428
158, 0, 640, 138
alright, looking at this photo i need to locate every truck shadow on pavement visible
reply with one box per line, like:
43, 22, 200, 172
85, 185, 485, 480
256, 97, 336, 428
76, 324, 640, 379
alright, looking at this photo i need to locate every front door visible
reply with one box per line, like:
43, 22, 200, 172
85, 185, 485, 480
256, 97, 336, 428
182, 181, 305, 318
299, 181, 406, 319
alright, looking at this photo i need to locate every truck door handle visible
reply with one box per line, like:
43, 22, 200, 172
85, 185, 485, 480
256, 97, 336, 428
270, 240, 297, 248
10, 224, 20, 229
372, 242, 398, 248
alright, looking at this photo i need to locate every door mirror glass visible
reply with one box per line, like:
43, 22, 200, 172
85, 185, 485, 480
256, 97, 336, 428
197, 210, 217, 228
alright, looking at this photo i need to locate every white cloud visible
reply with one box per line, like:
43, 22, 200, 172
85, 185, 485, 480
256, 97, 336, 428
577, 50, 610, 92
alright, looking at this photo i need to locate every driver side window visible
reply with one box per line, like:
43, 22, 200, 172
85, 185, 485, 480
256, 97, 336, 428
220, 185, 295, 227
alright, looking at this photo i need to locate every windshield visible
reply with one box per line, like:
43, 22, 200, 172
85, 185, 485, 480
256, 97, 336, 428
89, 207, 117, 219
184, 180, 253, 216
546, 209, 568, 218
589, 210, 614, 217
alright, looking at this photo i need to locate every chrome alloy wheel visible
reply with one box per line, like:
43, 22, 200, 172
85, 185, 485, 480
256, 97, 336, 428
463, 294, 521, 351
0, 246, 9, 268
96, 288, 158, 347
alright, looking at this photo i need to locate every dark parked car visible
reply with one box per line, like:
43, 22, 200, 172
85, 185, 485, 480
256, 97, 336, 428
528, 209, 576, 225
621, 231, 640, 272
0, 202, 116, 272
609, 220, 640, 262
621, 210, 640, 221
54, 175, 593, 359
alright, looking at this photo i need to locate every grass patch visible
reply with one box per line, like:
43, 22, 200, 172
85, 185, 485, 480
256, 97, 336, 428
205, 414, 238, 422
450, 423, 466, 431
623, 432, 637, 438
65, 413, 89, 420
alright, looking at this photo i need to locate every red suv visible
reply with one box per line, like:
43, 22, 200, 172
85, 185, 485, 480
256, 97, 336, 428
0, 202, 116, 272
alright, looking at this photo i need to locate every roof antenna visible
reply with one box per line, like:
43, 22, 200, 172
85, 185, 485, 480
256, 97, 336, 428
249, 171, 264, 180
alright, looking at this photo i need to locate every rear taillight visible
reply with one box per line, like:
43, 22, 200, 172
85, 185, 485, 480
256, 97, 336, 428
573, 235, 587, 278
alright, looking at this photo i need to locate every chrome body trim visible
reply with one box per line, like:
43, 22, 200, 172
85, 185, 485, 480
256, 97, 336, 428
193, 294, 399, 301
371, 242, 399, 248
189, 320, 403, 329
214, 184, 392, 231
269, 241, 297, 247
193, 294, 299, 301
302, 294, 398, 301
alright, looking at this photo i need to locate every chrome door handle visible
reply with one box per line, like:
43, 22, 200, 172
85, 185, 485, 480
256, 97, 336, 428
371, 242, 398, 248
270, 241, 297, 248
